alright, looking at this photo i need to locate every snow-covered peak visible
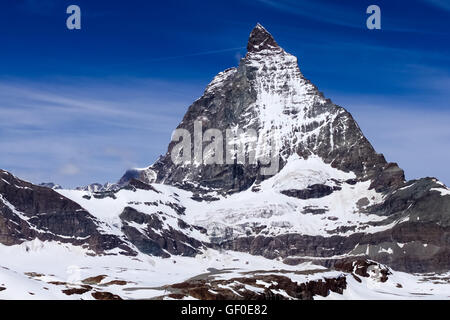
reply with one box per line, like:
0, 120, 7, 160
120, 24, 399, 194
38, 182, 63, 190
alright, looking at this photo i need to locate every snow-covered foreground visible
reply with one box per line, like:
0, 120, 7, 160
0, 240, 448, 300
2, 153, 449, 300
0, 240, 318, 300
317, 271, 450, 300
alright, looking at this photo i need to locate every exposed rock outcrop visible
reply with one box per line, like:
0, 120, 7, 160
119, 207, 204, 257
158, 271, 347, 300
281, 184, 341, 200
0, 170, 134, 255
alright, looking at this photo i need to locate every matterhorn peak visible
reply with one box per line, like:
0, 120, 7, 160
247, 23, 280, 53
120, 23, 405, 194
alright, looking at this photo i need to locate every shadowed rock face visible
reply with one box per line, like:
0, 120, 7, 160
119, 207, 204, 257
123, 24, 404, 195
247, 23, 280, 53
0, 170, 134, 255
156, 270, 347, 300
281, 184, 341, 200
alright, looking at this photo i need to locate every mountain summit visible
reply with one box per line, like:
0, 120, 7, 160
247, 23, 280, 53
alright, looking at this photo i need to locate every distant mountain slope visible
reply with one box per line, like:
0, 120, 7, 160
0, 170, 132, 254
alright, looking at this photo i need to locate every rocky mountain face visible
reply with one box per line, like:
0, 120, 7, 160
0, 24, 449, 299
0, 170, 132, 254
127, 24, 404, 195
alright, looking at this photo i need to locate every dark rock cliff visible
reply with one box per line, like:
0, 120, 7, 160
0, 170, 133, 255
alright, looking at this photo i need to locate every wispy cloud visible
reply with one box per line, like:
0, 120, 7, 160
253, 0, 448, 34
0, 78, 203, 187
421, 0, 450, 12
59, 163, 80, 176
331, 95, 450, 185
17, 0, 58, 15
142, 47, 246, 62
256, 0, 361, 29
0, 83, 180, 127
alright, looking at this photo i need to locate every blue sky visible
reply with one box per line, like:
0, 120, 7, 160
0, 0, 449, 187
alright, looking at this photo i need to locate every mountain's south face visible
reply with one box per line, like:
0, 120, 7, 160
1, 24, 450, 300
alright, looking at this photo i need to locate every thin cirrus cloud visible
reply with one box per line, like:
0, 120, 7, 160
0, 78, 205, 133
253, 0, 448, 34
0, 78, 202, 188
421, 0, 450, 11
324, 61, 450, 185
332, 94, 450, 186
255, 0, 361, 29
59, 163, 80, 176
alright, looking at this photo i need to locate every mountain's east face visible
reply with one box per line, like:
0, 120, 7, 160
1, 24, 450, 299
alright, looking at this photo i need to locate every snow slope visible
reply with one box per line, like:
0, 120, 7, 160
1, 240, 448, 300
58, 155, 391, 242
